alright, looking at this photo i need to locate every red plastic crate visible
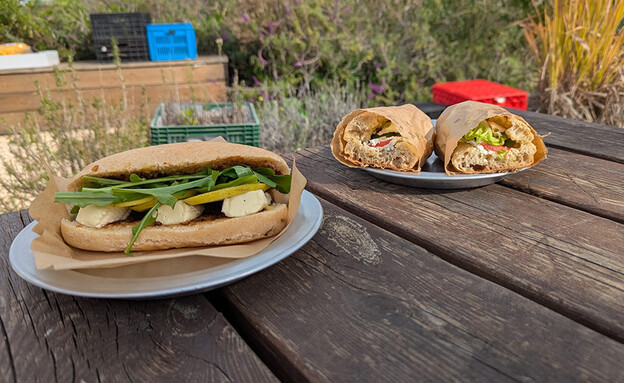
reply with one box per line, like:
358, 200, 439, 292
432, 79, 528, 110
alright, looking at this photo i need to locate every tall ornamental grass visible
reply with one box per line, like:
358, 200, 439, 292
523, 0, 624, 127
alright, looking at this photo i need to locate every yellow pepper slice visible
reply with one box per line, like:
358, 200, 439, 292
111, 196, 154, 208
130, 190, 197, 212
183, 183, 269, 206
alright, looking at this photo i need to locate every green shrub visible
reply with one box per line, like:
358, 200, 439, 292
231, 0, 537, 103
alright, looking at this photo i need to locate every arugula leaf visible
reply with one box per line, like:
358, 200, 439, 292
253, 168, 292, 194
54, 192, 118, 207
125, 202, 161, 256
70, 205, 80, 215
113, 175, 216, 207
129, 174, 146, 183
81, 168, 213, 192
201, 174, 258, 192
219, 165, 254, 182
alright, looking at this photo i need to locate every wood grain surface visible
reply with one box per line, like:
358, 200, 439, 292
218, 198, 624, 382
294, 146, 624, 343
511, 109, 624, 163
0, 212, 277, 383
500, 147, 624, 222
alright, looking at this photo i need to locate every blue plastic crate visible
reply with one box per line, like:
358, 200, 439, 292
146, 23, 197, 61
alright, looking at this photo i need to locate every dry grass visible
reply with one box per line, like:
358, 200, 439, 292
522, 0, 624, 127
258, 83, 366, 154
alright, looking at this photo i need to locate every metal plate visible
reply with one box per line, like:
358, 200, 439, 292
9, 191, 323, 299
364, 153, 526, 189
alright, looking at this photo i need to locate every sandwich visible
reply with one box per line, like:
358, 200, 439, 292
435, 101, 547, 174
53, 142, 291, 254
331, 104, 435, 171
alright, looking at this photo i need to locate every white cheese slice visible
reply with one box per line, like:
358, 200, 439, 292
222, 190, 270, 218
76, 204, 131, 228
156, 201, 204, 225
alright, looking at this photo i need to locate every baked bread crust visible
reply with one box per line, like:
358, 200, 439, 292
61, 204, 288, 252
331, 104, 435, 172
61, 142, 291, 252
68, 141, 290, 191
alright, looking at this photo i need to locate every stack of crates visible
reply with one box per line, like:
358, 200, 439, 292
90, 13, 151, 63
432, 79, 529, 110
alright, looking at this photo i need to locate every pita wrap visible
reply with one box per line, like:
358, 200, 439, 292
331, 104, 435, 171
435, 101, 547, 174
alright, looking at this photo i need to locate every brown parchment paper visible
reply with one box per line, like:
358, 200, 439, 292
331, 104, 435, 172
434, 101, 548, 175
29, 154, 306, 271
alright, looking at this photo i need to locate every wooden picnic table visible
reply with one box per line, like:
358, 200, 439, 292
1, 109, 623, 382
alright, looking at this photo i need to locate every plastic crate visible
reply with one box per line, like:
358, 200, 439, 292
146, 23, 197, 61
90, 13, 150, 62
150, 103, 260, 147
94, 37, 149, 62
432, 79, 528, 110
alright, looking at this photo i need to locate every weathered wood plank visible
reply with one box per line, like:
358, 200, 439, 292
500, 147, 624, 222
0, 62, 226, 94
0, 212, 277, 383
510, 109, 624, 163
218, 198, 624, 382
295, 146, 624, 342
0, 82, 226, 113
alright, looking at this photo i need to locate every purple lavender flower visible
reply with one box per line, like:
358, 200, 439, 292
294, 0, 301, 5
368, 81, 386, 94
285, 5, 292, 16
241, 13, 250, 24
267, 21, 275, 35
258, 48, 268, 65
259, 30, 265, 38
253, 75, 261, 85
374, 61, 381, 71
294, 59, 304, 68
368, 94, 375, 99
392, 67, 400, 74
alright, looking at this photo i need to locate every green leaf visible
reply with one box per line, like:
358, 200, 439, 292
125, 202, 161, 256
253, 168, 292, 194
129, 174, 145, 183
461, 121, 508, 146
54, 191, 118, 207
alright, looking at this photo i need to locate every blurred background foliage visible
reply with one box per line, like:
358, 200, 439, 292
0, 0, 540, 103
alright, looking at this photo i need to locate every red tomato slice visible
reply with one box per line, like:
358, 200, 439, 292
480, 143, 508, 152
369, 139, 392, 148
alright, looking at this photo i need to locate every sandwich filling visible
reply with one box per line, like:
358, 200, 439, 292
55, 165, 291, 255
343, 115, 419, 170
451, 116, 537, 173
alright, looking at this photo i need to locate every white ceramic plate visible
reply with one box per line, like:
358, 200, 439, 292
363, 119, 526, 189
9, 191, 323, 299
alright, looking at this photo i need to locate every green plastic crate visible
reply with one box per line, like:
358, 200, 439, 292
150, 103, 260, 146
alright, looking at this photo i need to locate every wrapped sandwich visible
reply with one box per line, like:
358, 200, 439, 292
331, 104, 435, 171
53, 142, 291, 254
435, 101, 547, 174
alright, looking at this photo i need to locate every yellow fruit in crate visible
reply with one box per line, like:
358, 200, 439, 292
0, 43, 32, 55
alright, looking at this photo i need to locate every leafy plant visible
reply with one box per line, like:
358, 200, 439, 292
180, 107, 198, 126
0, 55, 150, 213
523, 0, 624, 126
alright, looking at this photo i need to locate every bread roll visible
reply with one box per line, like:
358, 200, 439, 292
331, 104, 435, 171
59, 141, 291, 252
435, 101, 547, 174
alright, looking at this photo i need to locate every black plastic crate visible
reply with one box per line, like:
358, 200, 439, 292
90, 13, 150, 62
94, 37, 149, 62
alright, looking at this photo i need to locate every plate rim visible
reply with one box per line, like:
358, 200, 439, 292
9, 190, 323, 299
